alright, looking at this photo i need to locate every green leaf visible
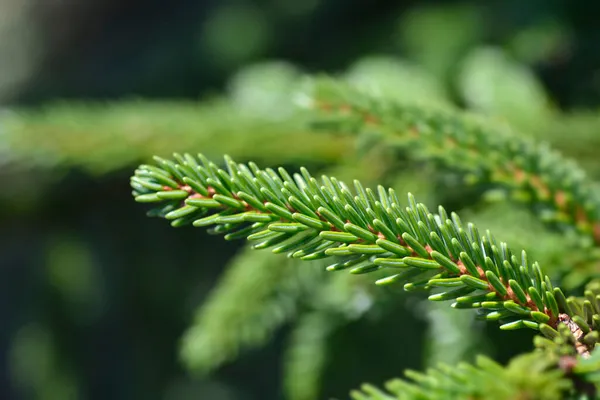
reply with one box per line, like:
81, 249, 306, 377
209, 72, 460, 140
429, 286, 476, 301
459, 252, 480, 277
269, 223, 309, 234
545, 291, 559, 318
503, 301, 531, 316
135, 193, 162, 203
373, 258, 408, 268
214, 194, 246, 209
292, 213, 331, 230
485, 270, 508, 297
186, 198, 222, 208
403, 257, 441, 270
460, 275, 489, 290
527, 287, 545, 313
165, 205, 199, 220
344, 223, 379, 242
320, 231, 359, 243
508, 279, 528, 304
401, 233, 431, 259
430, 251, 461, 275
375, 238, 411, 257
428, 277, 464, 288
156, 190, 189, 200
347, 244, 387, 255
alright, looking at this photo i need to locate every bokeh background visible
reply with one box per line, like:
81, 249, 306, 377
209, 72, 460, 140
2, 1, 600, 399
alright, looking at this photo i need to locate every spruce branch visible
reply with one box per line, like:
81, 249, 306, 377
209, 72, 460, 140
180, 246, 324, 373
350, 352, 571, 400
282, 269, 379, 400
283, 311, 340, 400
0, 99, 346, 174
424, 301, 478, 368
131, 154, 600, 357
303, 78, 600, 249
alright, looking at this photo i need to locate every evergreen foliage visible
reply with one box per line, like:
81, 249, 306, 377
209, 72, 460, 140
5, 55, 600, 398
179, 247, 323, 373
7, 3, 600, 399
0, 99, 343, 174
283, 310, 340, 400
305, 78, 600, 253
350, 351, 573, 400
131, 136, 600, 397
123, 56, 600, 395
304, 78, 600, 288
131, 150, 599, 346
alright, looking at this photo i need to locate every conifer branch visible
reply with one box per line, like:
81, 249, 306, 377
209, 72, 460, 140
180, 247, 324, 373
350, 352, 572, 400
303, 78, 600, 248
131, 153, 600, 357
0, 100, 345, 174
284, 311, 340, 400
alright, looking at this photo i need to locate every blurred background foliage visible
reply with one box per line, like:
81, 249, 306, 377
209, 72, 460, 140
2, 0, 600, 399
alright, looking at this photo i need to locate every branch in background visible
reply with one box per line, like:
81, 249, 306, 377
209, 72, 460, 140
350, 351, 571, 400
304, 78, 600, 250
282, 266, 381, 400
0, 99, 346, 174
180, 246, 324, 373
423, 301, 479, 368
455, 46, 600, 180
0, 56, 447, 178
283, 311, 340, 400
